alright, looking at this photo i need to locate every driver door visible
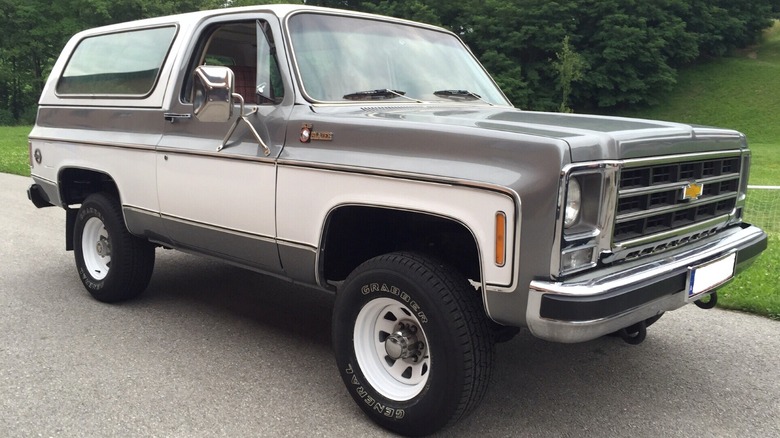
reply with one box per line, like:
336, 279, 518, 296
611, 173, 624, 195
156, 16, 289, 273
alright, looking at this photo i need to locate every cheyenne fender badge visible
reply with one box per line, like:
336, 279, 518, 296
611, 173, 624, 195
300, 123, 333, 143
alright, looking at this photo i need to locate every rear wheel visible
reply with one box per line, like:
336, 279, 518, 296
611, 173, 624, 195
332, 252, 494, 436
73, 193, 155, 302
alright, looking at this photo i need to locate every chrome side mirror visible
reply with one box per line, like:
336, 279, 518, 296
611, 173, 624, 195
193, 65, 234, 123
192, 65, 270, 156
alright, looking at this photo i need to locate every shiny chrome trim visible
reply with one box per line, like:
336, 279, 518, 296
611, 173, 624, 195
685, 250, 737, 302
163, 113, 192, 122
618, 174, 740, 198
28, 136, 155, 152
309, 101, 502, 109
559, 245, 598, 275
550, 150, 748, 278
615, 193, 738, 223
276, 159, 519, 200
550, 161, 620, 278
156, 146, 276, 163
527, 290, 687, 344
613, 215, 729, 251
613, 150, 748, 252
495, 211, 507, 267
30, 174, 58, 186
217, 95, 271, 156
527, 224, 765, 343
123, 204, 160, 216
277, 238, 317, 252
737, 151, 751, 211
620, 150, 742, 168
29, 137, 277, 163
535, 224, 764, 298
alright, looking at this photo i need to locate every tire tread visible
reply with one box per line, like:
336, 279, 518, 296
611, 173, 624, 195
75, 193, 155, 302
347, 252, 494, 431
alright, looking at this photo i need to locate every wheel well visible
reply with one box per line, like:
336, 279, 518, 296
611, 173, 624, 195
321, 206, 481, 284
59, 168, 119, 206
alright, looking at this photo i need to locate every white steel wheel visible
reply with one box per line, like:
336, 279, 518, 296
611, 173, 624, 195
73, 192, 155, 303
333, 252, 495, 436
80, 216, 111, 281
354, 297, 430, 401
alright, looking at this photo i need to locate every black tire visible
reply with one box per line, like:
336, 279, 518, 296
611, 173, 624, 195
73, 192, 155, 303
332, 252, 494, 436
644, 312, 664, 328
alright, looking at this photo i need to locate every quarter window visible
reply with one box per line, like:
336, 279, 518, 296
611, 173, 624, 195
57, 26, 177, 96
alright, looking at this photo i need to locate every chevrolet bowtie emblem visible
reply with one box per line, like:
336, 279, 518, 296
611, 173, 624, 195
681, 182, 704, 200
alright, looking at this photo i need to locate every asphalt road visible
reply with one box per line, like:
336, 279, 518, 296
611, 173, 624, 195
2, 172, 779, 437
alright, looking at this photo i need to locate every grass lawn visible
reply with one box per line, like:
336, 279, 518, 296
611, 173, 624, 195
719, 235, 780, 320
0, 125, 31, 176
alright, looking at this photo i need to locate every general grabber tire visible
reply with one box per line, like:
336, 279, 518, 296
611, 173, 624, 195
73, 193, 155, 303
332, 252, 495, 436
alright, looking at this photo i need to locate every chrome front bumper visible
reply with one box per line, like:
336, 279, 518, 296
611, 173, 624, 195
527, 223, 767, 343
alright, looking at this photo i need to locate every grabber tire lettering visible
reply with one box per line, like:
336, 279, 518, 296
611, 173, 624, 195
332, 252, 494, 436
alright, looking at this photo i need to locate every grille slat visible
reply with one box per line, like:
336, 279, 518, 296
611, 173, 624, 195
614, 157, 741, 244
616, 193, 738, 223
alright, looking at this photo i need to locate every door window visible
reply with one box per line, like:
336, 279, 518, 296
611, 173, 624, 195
184, 20, 283, 105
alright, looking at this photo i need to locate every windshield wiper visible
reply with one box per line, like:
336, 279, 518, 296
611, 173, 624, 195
343, 89, 408, 101
433, 89, 493, 105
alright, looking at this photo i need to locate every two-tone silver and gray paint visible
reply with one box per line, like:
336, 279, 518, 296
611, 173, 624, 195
28, 5, 767, 342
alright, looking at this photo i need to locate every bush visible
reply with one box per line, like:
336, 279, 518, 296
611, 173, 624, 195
18, 106, 37, 125
0, 109, 15, 126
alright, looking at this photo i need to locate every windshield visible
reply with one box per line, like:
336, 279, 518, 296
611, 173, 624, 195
287, 13, 510, 105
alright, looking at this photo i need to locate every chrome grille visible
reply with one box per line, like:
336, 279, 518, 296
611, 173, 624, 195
614, 156, 741, 244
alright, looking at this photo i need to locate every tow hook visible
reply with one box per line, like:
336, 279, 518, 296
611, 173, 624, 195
617, 320, 647, 345
695, 291, 718, 309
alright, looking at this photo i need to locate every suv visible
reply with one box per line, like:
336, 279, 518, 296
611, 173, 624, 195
27, 5, 767, 436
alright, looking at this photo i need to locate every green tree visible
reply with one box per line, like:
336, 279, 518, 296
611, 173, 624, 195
0, 0, 218, 124
358, 0, 441, 25
459, 0, 579, 109
1, 0, 778, 123
553, 36, 586, 113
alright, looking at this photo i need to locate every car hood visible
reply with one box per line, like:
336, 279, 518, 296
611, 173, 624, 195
283, 104, 746, 188
350, 105, 746, 162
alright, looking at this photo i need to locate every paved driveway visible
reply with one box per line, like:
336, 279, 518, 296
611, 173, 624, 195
2, 173, 778, 437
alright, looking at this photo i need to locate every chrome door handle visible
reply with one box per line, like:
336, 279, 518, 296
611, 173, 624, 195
163, 113, 192, 123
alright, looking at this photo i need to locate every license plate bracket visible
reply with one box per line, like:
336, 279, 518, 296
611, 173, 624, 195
687, 252, 737, 302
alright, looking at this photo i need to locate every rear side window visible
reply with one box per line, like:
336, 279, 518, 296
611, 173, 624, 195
57, 26, 177, 96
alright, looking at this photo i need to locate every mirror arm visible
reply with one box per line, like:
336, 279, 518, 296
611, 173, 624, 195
217, 93, 272, 156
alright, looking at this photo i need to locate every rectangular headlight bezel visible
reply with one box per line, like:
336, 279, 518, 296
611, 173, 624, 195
552, 162, 621, 278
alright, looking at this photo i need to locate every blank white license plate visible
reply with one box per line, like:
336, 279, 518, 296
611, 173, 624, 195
687, 252, 737, 301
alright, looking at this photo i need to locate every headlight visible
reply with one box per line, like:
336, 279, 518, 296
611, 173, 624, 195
564, 178, 581, 228
553, 162, 620, 278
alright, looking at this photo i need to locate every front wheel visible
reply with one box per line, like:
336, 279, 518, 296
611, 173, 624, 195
73, 193, 155, 302
332, 252, 494, 436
